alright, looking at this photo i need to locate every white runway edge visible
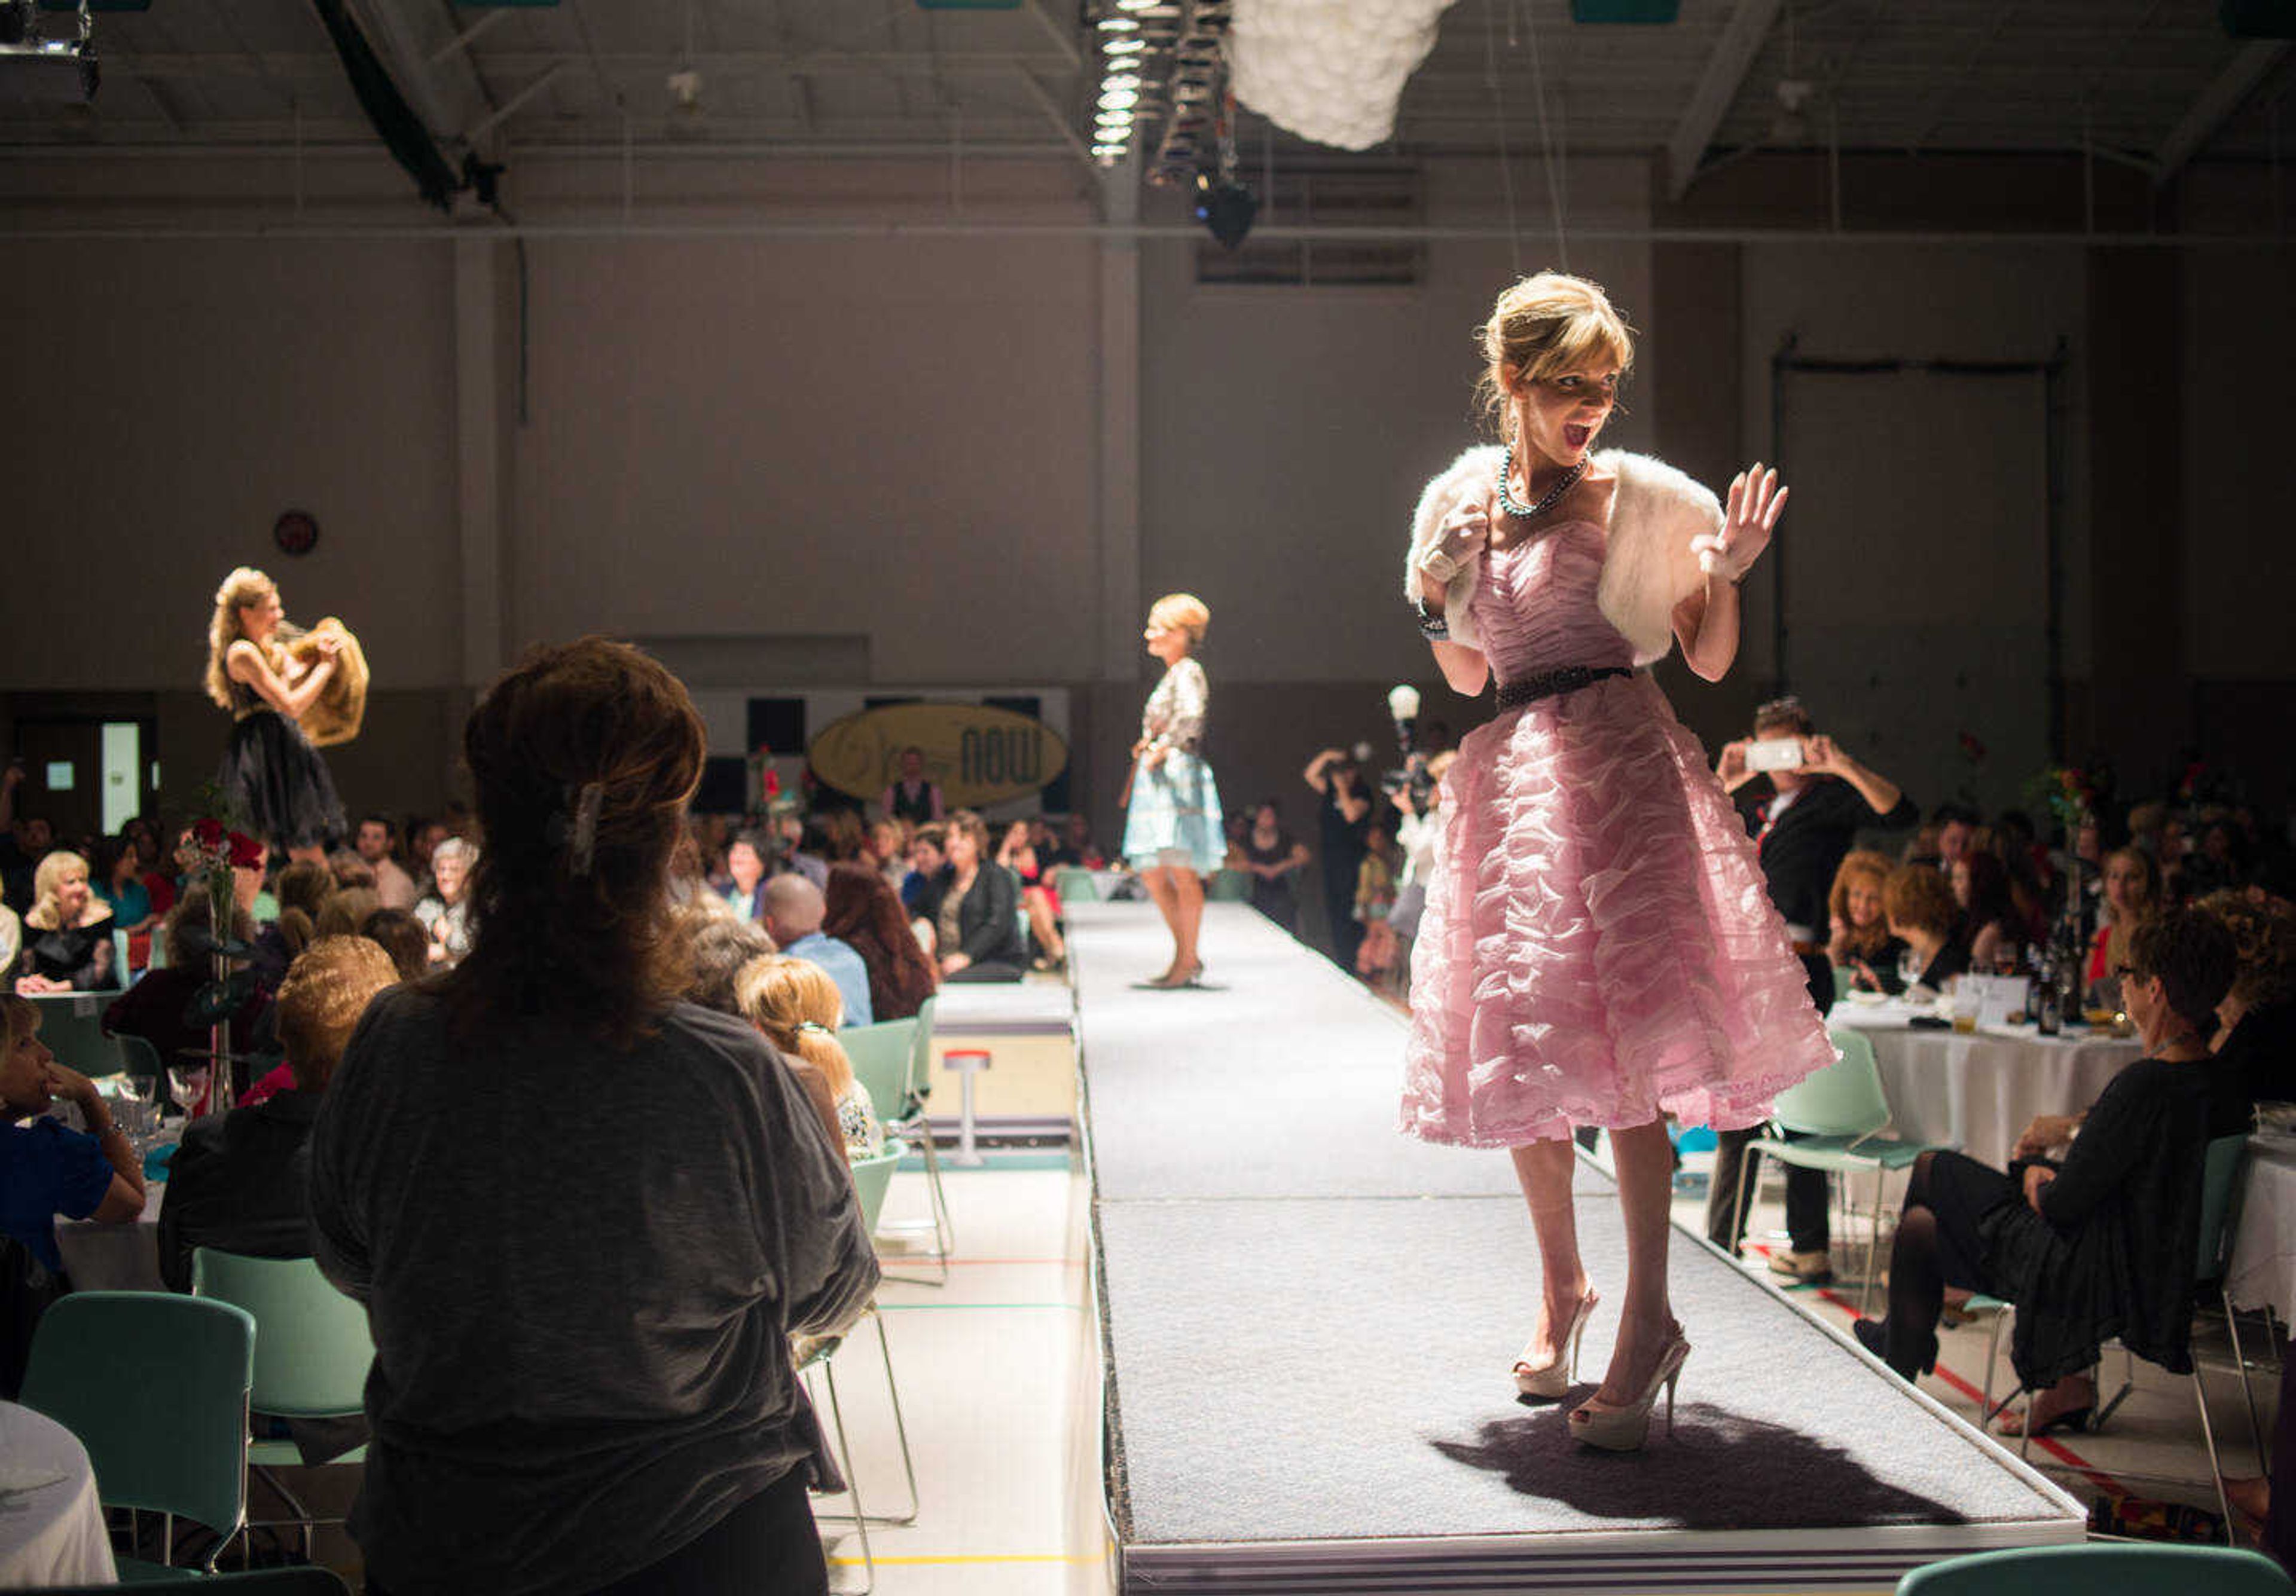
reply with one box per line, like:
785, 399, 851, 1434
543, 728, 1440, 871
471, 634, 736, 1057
1065, 901, 2087, 1595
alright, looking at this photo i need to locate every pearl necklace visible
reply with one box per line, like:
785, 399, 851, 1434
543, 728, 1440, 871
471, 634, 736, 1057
1497, 444, 1586, 520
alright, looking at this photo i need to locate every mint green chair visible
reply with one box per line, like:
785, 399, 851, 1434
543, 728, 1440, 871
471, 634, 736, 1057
28, 998, 127, 1080
852, 1001, 955, 1281
20, 1290, 255, 1575
1731, 1026, 1955, 1316
1897, 1543, 2292, 1593
192, 1249, 374, 1561
1052, 866, 1098, 903
798, 1139, 919, 1596
1832, 964, 1855, 1002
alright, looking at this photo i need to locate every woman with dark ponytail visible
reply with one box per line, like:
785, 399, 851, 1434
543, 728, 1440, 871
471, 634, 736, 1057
309, 636, 878, 1596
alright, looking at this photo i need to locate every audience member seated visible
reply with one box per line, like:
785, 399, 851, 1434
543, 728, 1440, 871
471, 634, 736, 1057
880, 745, 945, 826
721, 828, 771, 924
307, 636, 877, 1595
359, 907, 431, 985
933, 810, 1025, 984
251, 859, 336, 990
104, 888, 270, 1078
902, 824, 949, 919
1, 993, 146, 1276
0, 900, 17, 981
679, 906, 842, 1156
326, 849, 377, 892
736, 955, 886, 1159
1951, 849, 2025, 974
160, 937, 397, 1286
92, 834, 161, 974
14, 851, 117, 994
2085, 846, 2158, 1008
1052, 812, 1104, 871
1853, 910, 2243, 1437
2202, 888, 2296, 1107
414, 836, 475, 967
997, 820, 1067, 971
354, 814, 419, 909
1883, 863, 1965, 995
823, 860, 939, 1025
762, 874, 874, 1027
316, 885, 381, 940
1827, 849, 1908, 993
404, 816, 450, 900
1932, 803, 1979, 873
862, 820, 907, 889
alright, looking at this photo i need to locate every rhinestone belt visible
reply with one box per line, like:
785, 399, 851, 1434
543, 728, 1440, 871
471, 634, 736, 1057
1493, 665, 1634, 710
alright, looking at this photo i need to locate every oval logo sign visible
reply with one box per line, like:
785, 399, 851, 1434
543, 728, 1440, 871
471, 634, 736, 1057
809, 703, 1071, 810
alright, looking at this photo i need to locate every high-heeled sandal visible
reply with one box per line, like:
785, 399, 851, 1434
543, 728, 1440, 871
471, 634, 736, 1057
1513, 1289, 1599, 1399
1568, 1328, 1690, 1451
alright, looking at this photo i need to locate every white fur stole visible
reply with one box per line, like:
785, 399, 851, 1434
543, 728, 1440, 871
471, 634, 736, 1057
1401, 445, 1718, 666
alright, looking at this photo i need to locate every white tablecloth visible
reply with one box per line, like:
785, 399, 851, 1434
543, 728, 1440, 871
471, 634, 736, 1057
2228, 1136, 2296, 1320
1831, 1002, 2145, 1169
929, 982, 1076, 1037
0, 1401, 116, 1587
54, 1178, 165, 1294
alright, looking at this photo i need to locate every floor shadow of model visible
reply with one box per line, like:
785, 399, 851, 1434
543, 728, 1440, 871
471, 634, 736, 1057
1429, 1396, 1967, 1529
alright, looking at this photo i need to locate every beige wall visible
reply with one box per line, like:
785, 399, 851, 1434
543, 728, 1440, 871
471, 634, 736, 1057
2, 148, 2290, 831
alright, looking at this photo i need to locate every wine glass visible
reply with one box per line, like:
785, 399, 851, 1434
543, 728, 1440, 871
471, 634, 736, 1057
1896, 946, 1923, 996
166, 1065, 209, 1123
112, 1074, 156, 1157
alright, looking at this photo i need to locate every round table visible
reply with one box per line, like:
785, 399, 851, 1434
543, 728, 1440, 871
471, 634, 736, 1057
1830, 1000, 2145, 1169
2228, 1135, 2296, 1321
0, 1400, 116, 1586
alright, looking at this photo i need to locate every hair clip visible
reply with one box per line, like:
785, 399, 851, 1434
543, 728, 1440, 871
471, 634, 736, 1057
796, 1020, 834, 1037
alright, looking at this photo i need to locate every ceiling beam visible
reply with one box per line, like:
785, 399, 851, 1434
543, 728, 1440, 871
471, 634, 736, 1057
106, 50, 1082, 84
2152, 39, 2289, 186
1665, 0, 1782, 201
346, 1, 492, 151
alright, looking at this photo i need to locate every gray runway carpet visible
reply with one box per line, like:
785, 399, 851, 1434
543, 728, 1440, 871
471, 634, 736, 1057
1069, 903, 2083, 1591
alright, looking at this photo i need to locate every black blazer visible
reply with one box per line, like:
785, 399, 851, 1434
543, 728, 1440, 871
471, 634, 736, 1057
950, 865, 1025, 970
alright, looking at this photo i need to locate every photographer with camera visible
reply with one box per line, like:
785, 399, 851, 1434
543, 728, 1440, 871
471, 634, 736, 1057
1706, 695, 1918, 1284
1303, 746, 1374, 973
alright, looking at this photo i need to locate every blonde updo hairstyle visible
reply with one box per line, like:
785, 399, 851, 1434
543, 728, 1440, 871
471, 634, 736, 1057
1475, 271, 1636, 443
204, 566, 279, 710
1148, 592, 1210, 650
734, 954, 857, 1100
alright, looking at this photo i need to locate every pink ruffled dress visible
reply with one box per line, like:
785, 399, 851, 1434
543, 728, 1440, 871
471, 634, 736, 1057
1400, 501, 1836, 1148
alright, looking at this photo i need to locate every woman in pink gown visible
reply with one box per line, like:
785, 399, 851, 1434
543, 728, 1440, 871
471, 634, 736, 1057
1400, 272, 1837, 1451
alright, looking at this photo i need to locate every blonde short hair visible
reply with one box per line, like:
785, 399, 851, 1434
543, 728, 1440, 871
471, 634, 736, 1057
276, 935, 398, 1091
1476, 271, 1636, 441
1149, 592, 1210, 648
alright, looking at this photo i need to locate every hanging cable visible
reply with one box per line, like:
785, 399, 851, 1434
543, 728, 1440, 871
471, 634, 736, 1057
1518, 0, 1570, 272
1482, 0, 1523, 277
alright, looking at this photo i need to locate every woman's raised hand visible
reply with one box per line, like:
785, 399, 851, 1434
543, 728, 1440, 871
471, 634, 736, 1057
1693, 463, 1788, 583
1418, 499, 1492, 586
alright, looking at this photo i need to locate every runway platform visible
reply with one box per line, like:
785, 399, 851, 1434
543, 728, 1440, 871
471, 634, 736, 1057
1067, 901, 2086, 1594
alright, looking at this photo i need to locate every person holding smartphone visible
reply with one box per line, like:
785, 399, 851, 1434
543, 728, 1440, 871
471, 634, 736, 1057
1706, 696, 1918, 1283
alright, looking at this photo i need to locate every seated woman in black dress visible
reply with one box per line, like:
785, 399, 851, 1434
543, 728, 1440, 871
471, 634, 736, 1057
13, 852, 117, 995
1853, 909, 2244, 1433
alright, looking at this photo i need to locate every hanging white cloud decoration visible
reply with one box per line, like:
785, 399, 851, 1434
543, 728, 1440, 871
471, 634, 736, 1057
1226, 0, 1460, 153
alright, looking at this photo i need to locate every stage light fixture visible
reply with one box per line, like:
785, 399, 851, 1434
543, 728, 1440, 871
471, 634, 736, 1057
1103, 71, 1142, 88
1192, 169, 1258, 249
1104, 36, 1145, 53
1098, 88, 1139, 110
1098, 15, 1138, 27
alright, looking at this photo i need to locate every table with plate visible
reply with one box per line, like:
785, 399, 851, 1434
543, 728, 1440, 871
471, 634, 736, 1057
0, 1400, 117, 1586
2227, 1131, 2296, 1323
1830, 996, 2146, 1169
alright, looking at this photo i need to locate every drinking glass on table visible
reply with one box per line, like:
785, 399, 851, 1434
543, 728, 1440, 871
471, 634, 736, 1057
1897, 946, 1923, 995
166, 1065, 210, 1123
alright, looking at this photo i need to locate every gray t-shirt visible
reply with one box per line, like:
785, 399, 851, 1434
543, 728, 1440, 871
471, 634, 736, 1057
309, 987, 879, 1595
